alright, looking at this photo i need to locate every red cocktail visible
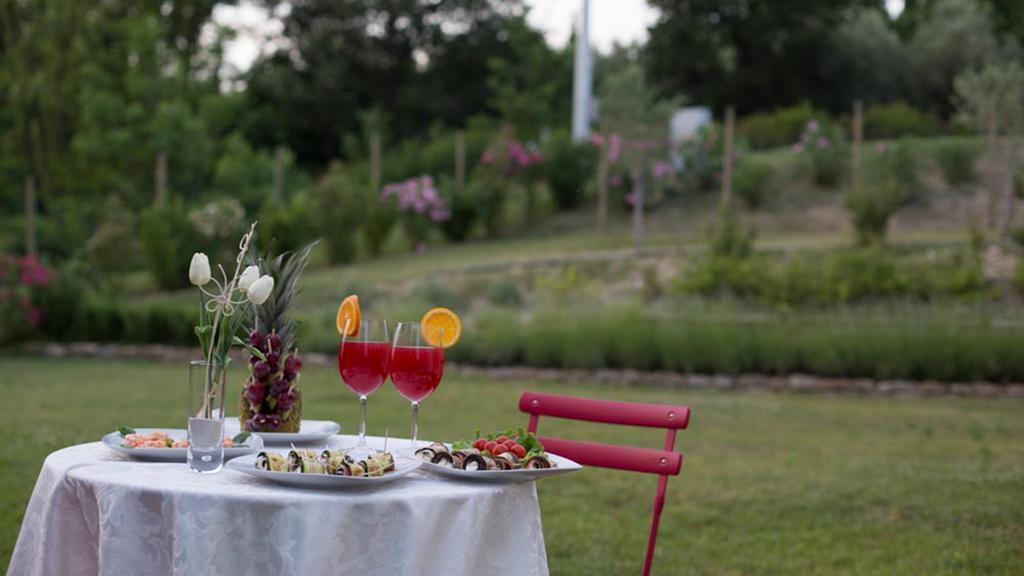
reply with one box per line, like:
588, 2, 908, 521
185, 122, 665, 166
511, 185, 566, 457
338, 341, 390, 395
390, 346, 444, 402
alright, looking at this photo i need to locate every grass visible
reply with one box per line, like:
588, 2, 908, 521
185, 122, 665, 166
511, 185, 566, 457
1, 357, 1022, 574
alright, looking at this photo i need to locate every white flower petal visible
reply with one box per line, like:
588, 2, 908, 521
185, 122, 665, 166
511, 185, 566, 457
189, 253, 211, 286
247, 275, 274, 305
238, 265, 260, 291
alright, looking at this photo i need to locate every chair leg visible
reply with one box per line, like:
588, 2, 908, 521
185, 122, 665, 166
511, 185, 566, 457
643, 475, 670, 576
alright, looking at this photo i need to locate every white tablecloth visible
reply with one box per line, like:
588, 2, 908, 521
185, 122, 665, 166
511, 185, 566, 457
8, 435, 548, 576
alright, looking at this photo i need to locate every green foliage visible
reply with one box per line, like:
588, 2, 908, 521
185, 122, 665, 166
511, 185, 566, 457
257, 193, 316, 256
313, 164, 365, 264
935, 141, 981, 186
733, 160, 775, 209
543, 130, 595, 210
470, 168, 508, 238
709, 208, 755, 259
739, 105, 829, 150
85, 197, 140, 278
211, 132, 274, 213
800, 122, 848, 188
676, 124, 722, 193
954, 61, 1024, 136
187, 198, 248, 265
845, 183, 905, 246
436, 177, 478, 243
486, 280, 522, 307
864, 103, 942, 140
679, 248, 986, 307
249, 240, 318, 353
139, 196, 195, 290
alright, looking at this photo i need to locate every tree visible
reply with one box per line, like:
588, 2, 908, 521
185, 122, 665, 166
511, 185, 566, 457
954, 62, 1024, 234
644, 0, 879, 114
908, 0, 1000, 117
823, 8, 908, 110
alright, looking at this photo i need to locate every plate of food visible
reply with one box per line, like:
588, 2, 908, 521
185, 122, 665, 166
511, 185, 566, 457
226, 447, 419, 488
102, 427, 263, 461
407, 429, 582, 483
223, 419, 341, 445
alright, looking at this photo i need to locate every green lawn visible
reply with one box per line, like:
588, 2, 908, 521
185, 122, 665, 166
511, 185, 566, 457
1, 357, 1022, 574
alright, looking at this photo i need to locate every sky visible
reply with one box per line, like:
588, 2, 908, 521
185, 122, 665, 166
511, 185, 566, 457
214, 0, 905, 74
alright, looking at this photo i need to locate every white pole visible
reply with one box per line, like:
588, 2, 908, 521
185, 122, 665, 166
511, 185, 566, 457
572, 0, 592, 142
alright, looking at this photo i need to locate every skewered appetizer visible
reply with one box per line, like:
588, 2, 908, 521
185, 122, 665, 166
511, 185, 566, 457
414, 429, 556, 471
255, 448, 397, 477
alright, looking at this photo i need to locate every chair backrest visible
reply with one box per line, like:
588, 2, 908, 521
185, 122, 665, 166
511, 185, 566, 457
519, 391, 691, 576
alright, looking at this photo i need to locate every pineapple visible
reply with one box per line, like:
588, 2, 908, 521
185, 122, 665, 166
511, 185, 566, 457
239, 241, 317, 433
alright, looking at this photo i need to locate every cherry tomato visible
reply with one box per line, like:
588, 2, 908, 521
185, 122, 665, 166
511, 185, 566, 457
484, 441, 497, 453
473, 438, 487, 451
496, 435, 509, 444
492, 444, 508, 455
511, 445, 527, 458
504, 439, 517, 448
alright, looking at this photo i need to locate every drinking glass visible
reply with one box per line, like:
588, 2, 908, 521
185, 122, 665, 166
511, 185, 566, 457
187, 359, 227, 473
390, 322, 444, 447
338, 319, 390, 458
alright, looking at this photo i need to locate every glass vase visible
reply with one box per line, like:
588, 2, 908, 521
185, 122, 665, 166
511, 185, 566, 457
188, 359, 227, 473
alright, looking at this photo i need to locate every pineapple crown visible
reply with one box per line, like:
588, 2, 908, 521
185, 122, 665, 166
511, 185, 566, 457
247, 239, 319, 353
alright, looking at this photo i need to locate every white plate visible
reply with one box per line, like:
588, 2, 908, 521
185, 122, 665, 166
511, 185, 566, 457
405, 449, 583, 483
223, 419, 341, 444
102, 428, 263, 462
226, 451, 420, 488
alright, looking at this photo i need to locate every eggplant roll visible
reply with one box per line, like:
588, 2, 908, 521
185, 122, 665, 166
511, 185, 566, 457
460, 453, 488, 471
431, 451, 455, 468
451, 448, 480, 469
480, 456, 499, 470
320, 450, 347, 475
359, 458, 384, 477
493, 452, 520, 470
523, 454, 555, 469
376, 452, 396, 473
288, 449, 325, 473
255, 451, 288, 472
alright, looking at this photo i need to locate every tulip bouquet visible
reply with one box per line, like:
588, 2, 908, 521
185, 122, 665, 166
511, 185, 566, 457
188, 222, 274, 418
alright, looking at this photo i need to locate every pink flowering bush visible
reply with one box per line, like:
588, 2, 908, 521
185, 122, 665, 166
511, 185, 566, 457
793, 119, 847, 188
381, 175, 451, 249
0, 253, 52, 344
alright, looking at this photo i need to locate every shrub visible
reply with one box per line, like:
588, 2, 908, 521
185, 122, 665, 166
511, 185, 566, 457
935, 141, 981, 186
314, 164, 366, 264
844, 181, 905, 246
871, 139, 920, 200
437, 177, 479, 242
470, 168, 507, 238
140, 196, 195, 290
0, 253, 52, 344
709, 207, 755, 259
795, 120, 847, 188
486, 279, 522, 307
733, 160, 775, 209
257, 192, 316, 255
86, 196, 140, 278
739, 104, 829, 150
544, 130, 596, 210
863, 102, 942, 140
676, 124, 721, 193
382, 175, 450, 250
188, 198, 248, 264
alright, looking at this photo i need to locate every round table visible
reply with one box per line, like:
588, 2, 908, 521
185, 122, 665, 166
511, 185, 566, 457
8, 435, 549, 576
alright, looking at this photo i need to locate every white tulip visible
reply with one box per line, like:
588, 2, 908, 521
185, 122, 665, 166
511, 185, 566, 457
189, 253, 211, 286
238, 265, 260, 291
247, 275, 274, 305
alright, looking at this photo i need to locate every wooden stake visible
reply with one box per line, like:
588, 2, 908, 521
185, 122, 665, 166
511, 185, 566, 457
597, 152, 609, 230
24, 175, 37, 258
272, 145, 285, 203
632, 161, 645, 254
154, 151, 167, 206
370, 131, 382, 194
852, 100, 864, 196
455, 130, 466, 195
721, 107, 735, 209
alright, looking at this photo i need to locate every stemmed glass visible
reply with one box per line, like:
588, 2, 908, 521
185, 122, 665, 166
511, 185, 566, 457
390, 322, 444, 447
338, 319, 390, 459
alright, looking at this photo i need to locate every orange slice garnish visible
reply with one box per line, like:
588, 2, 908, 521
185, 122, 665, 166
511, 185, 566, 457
336, 295, 361, 337
420, 307, 462, 348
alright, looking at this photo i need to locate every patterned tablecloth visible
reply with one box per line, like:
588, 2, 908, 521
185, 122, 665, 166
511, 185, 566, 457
8, 435, 548, 576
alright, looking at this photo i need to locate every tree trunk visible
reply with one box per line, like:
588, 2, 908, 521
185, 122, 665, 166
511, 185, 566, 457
721, 107, 735, 209
986, 118, 998, 229
632, 161, 645, 254
272, 146, 285, 203
597, 153, 609, 230
370, 131, 382, 194
1001, 137, 1017, 238
24, 175, 37, 258
154, 151, 167, 206
455, 130, 466, 195
851, 100, 864, 196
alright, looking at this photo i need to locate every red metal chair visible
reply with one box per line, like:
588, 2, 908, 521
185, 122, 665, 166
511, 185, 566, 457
519, 391, 691, 576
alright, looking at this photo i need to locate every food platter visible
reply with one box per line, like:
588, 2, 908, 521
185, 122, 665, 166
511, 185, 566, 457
401, 441, 583, 484
101, 428, 263, 462
226, 449, 420, 488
